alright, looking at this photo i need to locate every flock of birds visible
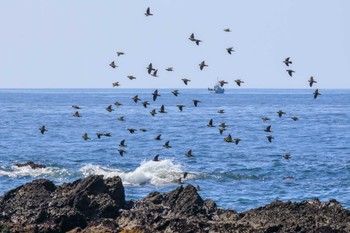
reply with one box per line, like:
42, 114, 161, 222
38, 6, 322, 183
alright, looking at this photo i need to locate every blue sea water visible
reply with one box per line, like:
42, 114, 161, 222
0, 88, 349, 212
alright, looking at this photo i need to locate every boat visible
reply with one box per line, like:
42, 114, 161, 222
208, 82, 224, 93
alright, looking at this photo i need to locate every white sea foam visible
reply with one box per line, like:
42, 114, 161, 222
80, 159, 194, 185
0, 165, 70, 180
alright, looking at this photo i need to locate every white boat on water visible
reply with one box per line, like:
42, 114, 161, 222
208, 82, 224, 93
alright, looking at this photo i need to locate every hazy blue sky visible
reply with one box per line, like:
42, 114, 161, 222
1, 1, 349, 88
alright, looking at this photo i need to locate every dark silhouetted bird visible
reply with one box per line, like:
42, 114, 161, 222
277, 110, 286, 117
219, 128, 226, 135
112, 82, 120, 87
145, 7, 153, 16
109, 61, 117, 68
189, 33, 202, 45
152, 89, 160, 101
39, 125, 47, 134
104, 133, 111, 137
132, 95, 141, 103
117, 116, 125, 121
140, 128, 147, 132
142, 101, 150, 108
177, 105, 185, 112
182, 78, 191, 85
313, 89, 321, 99
264, 125, 272, 132
151, 69, 158, 77
283, 154, 291, 160
291, 116, 299, 121
118, 149, 126, 156
155, 134, 162, 140
217, 109, 225, 114
73, 111, 81, 117
266, 135, 274, 143
117, 52, 125, 56
82, 133, 90, 141
150, 109, 157, 116
114, 101, 122, 107
159, 105, 167, 113
119, 139, 127, 147
128, 128, 137, 134
163, 141, 172, 148
193, 99, 201, 107
234, 138, 241, 145
219, 122, 227, 128
96, 133, 103, 139
72, 105, 81, 109
219, 80, 228, 87
224, 134, 233, 143
262, 117, 271, 122
127, 75, 136, 80
234, 79, 244, 86
106, 105, 114, 112
226, 47, 234, 54
223, 28, 231, 32
166, 67, 173, 71
283, 57, 292, 66
308, 76, 317, 87
286, 69, 295, 77
147, 63, 155, 74
199, 61, 208, 70
172, 90, 180, 96
153, 154, 160, 161
186, 149, 192, 157
207, 119, 214, 127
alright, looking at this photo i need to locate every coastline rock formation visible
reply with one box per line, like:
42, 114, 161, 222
13, 161, 46, 169
0, 175, 349, 232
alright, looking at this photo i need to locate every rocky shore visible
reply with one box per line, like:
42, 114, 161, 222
0, 175, 349, 233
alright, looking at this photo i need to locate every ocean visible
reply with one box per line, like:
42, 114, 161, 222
0, 88, 349, 212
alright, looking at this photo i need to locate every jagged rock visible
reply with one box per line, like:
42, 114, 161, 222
0, 175, 124, 232
13, 161, 46, 169
0, 176, 349, 232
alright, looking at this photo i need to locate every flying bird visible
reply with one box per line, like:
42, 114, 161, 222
313, 89, 321, 99
177, 105, 185, 112
266, 135, 274, 143
104, 133, 111, 137
114, 101, 122, 107
199, 61, 208, 70
283, 154, 291, 160
39, 125, 47, 134
72, 105, 81, 109
226, 47, 235, 54
127, 128, 137, 134
140, 128, 147, 132
147, 63, 155, 74
153, 155, 160, 161
96, 133, 103, 139
152, 89, 160, 101
308, 76, 317, 87
145, 7, 153, 16
277, 110, 286, 117
151, 69, 158, 77
181, 78, 191, 85
283, 57, 292, 66
109, 61, 117, 69
223, 28, 231, 32
159, 105, 167, 113
142, 101, 150, 108
132, 95, 141, 103
219, 128, 226, 135
73, 111, 81, 117
117, 52, 125, 56
119, 139, 127, 147
234, 138, 241, 145
234, 79, 244, 86
82, 133, 90, 141
118, 149, 126, 156
106, 105, 114, 112
219, 122, 227, 128
217, 109, 225, 114
127, 75, 136, 80
166, 67, 174, 71
286, 69, 295, 77
224, 134, 233, 143
264, 125, 272, 132
155, 134, 162, 140
207, 119, 214, 127
112, 82, 120, 87
219, 80, 228, 87
186, 149, 192, 157
291, 116, 299, 121
262, 117, 271, 122
172, 90, 180, 96
150, 109, 157, 116
117, 116, 125, 121
193, 99, 201, 107
163, 141, 172, 149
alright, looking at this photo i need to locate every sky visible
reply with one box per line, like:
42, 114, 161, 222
0, 0, 349, 89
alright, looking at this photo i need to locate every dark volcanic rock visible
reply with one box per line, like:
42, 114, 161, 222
0, 176, 349, 233
13, 161, 46, 169
0, 175, 124, 232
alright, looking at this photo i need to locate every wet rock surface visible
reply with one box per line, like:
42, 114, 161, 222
13, 161, 46, 169
0, 175, 349, 232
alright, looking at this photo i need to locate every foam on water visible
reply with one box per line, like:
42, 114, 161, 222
80, 159, 189, 185
0, 165, 70, 180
